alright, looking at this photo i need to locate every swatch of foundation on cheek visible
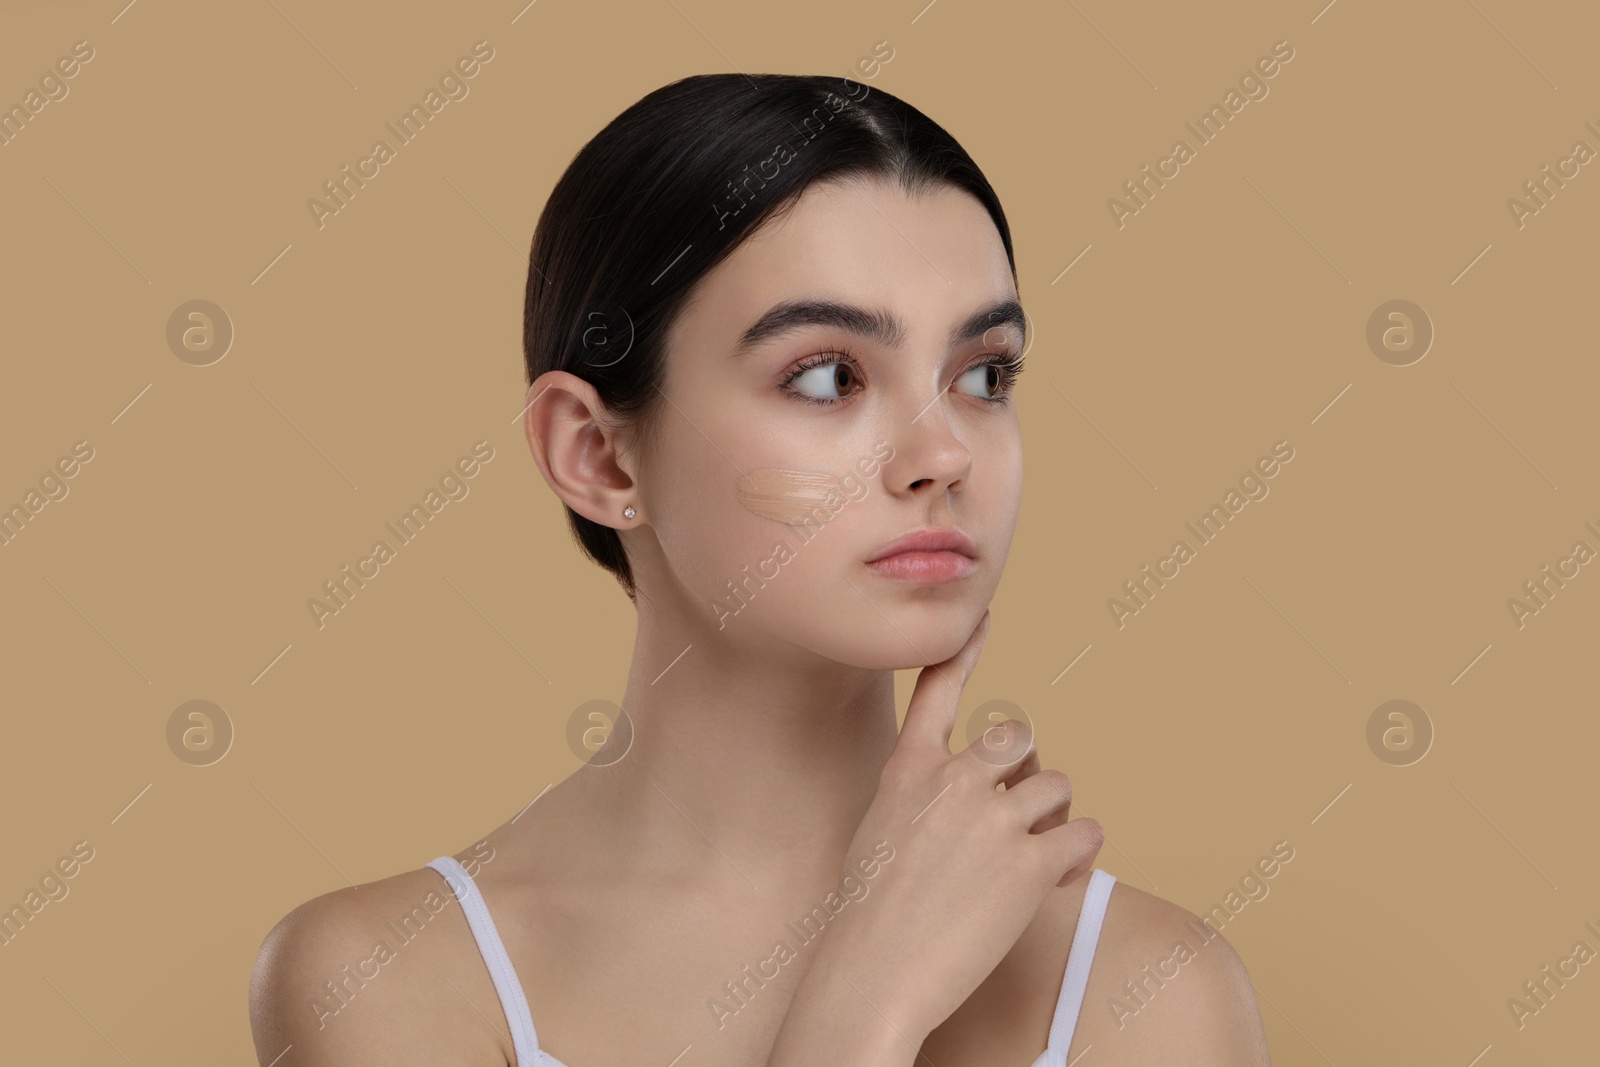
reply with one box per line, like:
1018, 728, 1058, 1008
735, 467, 849, 525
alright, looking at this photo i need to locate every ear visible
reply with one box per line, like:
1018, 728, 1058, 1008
523, 372, 640, 527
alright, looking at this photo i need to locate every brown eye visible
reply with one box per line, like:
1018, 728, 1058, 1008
789, 358, 858, 401
954, 353, 1025, 403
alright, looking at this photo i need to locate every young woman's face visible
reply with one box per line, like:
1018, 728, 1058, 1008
639, 176, 1025, 669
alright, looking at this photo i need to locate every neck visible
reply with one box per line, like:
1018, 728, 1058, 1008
572, 585, 902, 889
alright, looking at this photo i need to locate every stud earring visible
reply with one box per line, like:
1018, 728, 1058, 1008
623, 505, 636, 519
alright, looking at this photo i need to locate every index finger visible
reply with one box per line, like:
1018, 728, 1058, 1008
899, 609, 992, 754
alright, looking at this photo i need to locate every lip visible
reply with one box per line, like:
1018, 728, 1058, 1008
864, 527, 979, 583
866, 527, 978, 563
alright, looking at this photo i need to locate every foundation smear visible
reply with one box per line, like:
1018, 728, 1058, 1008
735, 467, 851, 526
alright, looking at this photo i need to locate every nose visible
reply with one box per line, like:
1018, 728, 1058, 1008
880, 404, 972, 497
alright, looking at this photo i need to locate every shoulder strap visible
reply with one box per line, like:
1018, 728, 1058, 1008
427, 855, 541, 1067
1044, 868, 1118, 1062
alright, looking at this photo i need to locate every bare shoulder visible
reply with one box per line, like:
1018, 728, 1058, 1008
1071, 879, 1273, 1066
247, 843, 510, 1067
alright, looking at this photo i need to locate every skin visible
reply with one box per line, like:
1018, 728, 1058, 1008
249, 177, 1273, 1066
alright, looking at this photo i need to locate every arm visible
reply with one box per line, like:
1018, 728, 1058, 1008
764, 942, 927, 1067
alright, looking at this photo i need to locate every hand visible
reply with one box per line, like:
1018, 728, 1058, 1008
803, 609, 1104, 1043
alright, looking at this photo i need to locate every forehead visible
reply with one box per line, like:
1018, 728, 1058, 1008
678, 177, 1017, 347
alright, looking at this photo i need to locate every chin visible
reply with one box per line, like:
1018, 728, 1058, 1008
813, 599, 988, 671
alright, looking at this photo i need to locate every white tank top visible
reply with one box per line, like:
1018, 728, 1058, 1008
427, 855, 1117, 1067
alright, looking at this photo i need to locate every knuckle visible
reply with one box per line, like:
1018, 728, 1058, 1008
1036, 768, 1073, 802
973, 718, 1032, 761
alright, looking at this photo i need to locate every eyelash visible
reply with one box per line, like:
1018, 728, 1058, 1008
778, 346, 1027, 408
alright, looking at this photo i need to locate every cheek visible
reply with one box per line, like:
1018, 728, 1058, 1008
645, 409, 884, 595
979, 430, 1024, 492
735, 467, 849, 525
649, 459, 811, 601
978, 433, 1024, 540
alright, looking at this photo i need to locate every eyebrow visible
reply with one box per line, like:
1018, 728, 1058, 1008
729, 297, 1027, 357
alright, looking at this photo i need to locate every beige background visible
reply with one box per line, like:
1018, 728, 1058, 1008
2, 0, 1596, 1063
